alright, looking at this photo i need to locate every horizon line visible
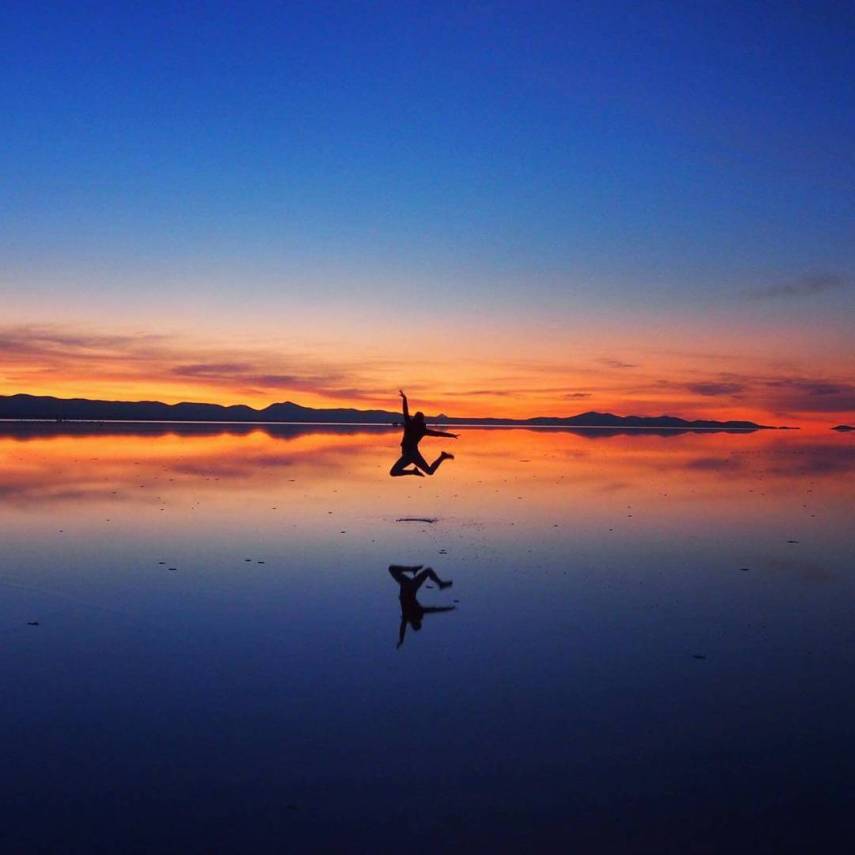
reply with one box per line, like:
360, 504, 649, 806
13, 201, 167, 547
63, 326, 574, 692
0, 391, 783, 428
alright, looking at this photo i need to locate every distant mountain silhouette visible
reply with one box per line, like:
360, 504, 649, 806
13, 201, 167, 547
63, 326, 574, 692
0, 393, 771, 431
832, 424, 854, 432
0, 394, 398, 424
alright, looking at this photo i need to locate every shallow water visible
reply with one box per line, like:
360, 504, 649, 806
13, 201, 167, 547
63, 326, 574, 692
1, 424, 853, 853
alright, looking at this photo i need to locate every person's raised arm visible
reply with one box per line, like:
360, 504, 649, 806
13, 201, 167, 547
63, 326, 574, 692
399, 390, 411, 423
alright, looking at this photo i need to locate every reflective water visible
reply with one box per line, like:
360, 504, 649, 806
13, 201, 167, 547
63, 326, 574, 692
1, 424, 853, 853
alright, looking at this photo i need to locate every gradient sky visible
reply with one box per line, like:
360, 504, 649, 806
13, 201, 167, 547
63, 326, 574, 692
2, 1, 853, 423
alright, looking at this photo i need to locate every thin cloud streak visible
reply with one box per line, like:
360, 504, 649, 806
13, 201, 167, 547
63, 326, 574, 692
745, 272, 850, 300
0, 324, 387, 404
597, 358, 638, 369
686, 382, 745, 396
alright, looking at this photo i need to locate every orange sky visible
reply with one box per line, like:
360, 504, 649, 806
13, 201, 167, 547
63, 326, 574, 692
1, 313, 852, 428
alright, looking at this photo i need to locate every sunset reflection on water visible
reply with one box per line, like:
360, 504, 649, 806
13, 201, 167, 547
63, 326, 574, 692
0, 423, 853, 852
1, 423, 851, 537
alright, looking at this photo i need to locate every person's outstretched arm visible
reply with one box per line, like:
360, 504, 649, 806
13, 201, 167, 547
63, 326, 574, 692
426, 428, 458, 438
399, 390, 411, 423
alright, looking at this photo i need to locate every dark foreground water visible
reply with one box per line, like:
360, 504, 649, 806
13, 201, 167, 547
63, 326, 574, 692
1, 423, 853, 853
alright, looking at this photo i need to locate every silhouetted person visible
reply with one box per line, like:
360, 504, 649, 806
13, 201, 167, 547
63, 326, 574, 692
389, 564, 454, 648
390, 390, 458, 477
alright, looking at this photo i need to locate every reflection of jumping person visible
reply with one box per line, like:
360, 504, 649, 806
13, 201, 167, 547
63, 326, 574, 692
388, 564, 454, 648
390, 390, 458, 477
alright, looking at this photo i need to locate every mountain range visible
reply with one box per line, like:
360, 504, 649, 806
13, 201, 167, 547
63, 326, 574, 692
0, 393, 771, 431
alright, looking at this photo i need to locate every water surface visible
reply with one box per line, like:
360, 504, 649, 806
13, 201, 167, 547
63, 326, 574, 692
1, 424, 853, 852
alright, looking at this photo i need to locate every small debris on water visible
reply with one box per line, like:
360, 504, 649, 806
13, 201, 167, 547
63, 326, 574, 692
27, 621, 40, 626
693, 654, 707, 660
396, 517, 438, 524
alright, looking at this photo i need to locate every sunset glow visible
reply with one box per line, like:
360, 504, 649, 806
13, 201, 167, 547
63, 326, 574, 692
2, 313, 852, 426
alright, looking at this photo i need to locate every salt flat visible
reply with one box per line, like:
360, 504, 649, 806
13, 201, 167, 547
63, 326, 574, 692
1, 424, 853, 853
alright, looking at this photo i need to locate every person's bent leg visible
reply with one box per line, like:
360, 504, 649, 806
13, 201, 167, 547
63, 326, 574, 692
412, 450, 450, 476
423, 451, 454, 474
390, 455, 423, 477
408, 450, 431, 474
411, 569, 431, 591
390, 455, 408, 476
424, 567, 453, 589
412, 567, 452, 590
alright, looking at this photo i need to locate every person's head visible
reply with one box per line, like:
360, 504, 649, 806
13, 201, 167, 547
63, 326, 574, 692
413, 411, 425, 425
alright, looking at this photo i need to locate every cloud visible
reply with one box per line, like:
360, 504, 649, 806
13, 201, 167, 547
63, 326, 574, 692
440, 389, 516, 397
745, 272, 850, 299
439, 385, 594, 399
650, 370, 854, 417
686, 382, 745, 396
0, 324, 385, 403
762, 378, 855, 413
765, 379, 846, 396
170, 362, 387, 401
0, 325, 166, 363
172, 363, 255, 378
597, 358, 637, 369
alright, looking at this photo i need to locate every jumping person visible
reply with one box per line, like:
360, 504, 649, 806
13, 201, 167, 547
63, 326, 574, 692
388, 564, 454, 648
389, 390, 458, 477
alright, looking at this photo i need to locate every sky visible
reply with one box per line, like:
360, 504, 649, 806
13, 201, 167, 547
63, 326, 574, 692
2, 0, 853, 424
